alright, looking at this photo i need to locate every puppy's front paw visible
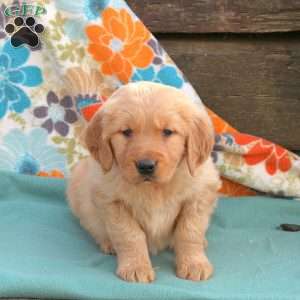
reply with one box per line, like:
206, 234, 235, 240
176, 256, 213, 281
117, 263, 155, 283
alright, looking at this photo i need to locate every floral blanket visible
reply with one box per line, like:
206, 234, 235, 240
0, 0, 299, 198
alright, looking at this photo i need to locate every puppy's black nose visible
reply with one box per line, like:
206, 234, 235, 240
136, 159, 156, 176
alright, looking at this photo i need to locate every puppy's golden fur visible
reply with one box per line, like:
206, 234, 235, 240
67, 82, 221, 283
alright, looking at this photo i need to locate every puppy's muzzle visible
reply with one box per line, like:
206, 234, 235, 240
136, 159, 157, 177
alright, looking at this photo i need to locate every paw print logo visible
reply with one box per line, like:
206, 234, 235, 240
4, 16, 44, 48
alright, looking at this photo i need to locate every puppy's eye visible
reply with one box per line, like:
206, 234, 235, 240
162, 129, 174, 137
122, 128, 133, 137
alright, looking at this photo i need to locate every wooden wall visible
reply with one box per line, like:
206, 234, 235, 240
127, 0, 300, 151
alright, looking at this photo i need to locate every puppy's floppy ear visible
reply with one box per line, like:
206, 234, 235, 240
186, 112, 215, 176
84, 110, 113, 173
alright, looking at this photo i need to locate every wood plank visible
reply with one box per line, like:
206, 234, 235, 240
127, 0, 300, 33
158, 34, 300, 150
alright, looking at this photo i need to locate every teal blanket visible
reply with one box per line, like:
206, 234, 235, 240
0, 171, 300, 300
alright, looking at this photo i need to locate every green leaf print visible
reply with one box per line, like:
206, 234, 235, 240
8, 113, 26, 129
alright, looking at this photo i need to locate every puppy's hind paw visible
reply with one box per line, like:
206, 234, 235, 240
117, 264, 155, 283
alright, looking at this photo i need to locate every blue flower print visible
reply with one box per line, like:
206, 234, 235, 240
75, 93, 100, 112
212, 134, 223, 163
223, 133, 234, 146
56, 0, 109, 20
0, 128, 67, 176
55, 0, 110, 40
132, 65, 184, 88
0, 40, 43, 119
84, 0, 110, 19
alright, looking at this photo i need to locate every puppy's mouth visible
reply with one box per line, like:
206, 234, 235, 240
142, 175, 154, 183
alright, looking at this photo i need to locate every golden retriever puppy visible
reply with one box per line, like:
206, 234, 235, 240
67, 82, 221, 283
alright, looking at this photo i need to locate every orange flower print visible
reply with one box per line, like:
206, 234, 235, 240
81, 101, 103, 122
206, 108, 237, 134
86, 8, 154, 83
233, 133, 292, 175
37, 170, 64, 178
219, 178, 256, 197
